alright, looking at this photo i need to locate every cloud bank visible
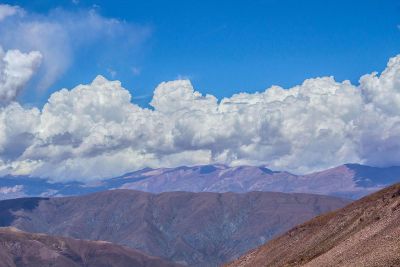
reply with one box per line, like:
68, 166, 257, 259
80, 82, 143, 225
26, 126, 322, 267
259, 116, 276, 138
0, 44, 400, 181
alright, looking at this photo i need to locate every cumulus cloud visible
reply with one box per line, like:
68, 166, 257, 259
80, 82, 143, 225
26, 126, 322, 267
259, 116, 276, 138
1, 50, 400, 181
0, 4, 150, 91
0, 46, 42, 103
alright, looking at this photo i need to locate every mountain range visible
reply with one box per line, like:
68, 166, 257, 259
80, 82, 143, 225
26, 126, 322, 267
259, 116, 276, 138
227, 183, 400, 267
1, 163, 400, 200
0, 190, 347, 266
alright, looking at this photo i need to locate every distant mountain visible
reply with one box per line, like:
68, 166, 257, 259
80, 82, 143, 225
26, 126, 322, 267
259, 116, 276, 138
226, 183, 400, 267
0, 227, 180, 267
1, 164, 400, 199
0, 190, 347, 267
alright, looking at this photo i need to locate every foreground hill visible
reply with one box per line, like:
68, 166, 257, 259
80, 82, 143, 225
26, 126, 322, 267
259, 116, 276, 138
1, 164, 400, 199
0, 227, 180, 267
227, 183, 400, 267
0, 190, 347, 266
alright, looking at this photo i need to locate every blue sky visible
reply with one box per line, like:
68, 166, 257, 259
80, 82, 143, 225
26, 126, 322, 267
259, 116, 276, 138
2, 0, 400, 107
2, 0, 400, 179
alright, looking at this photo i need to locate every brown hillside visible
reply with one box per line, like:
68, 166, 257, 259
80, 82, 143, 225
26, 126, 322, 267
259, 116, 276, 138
227, 183, 400, 267
0, 227, 180, 267
0, 190, 348, 266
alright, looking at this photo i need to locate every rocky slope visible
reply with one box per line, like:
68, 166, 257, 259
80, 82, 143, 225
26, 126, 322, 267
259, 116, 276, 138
0, 190, 348, 266
226, 183, 400, 267
1, 164, 400, 199
0, 227, 180, 267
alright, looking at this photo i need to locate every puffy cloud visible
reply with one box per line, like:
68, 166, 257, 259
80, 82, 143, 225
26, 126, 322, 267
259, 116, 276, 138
0, 46, 42, 103
360, 56, 400, 115
356, 57, 400, 166
0, 5, 150, 91
0, 102, 40, 155
1, 52, 400, 181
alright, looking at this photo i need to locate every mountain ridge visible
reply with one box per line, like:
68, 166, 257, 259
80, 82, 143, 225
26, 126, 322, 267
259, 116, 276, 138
0, 189, 348, 266
2, 163, 400, 200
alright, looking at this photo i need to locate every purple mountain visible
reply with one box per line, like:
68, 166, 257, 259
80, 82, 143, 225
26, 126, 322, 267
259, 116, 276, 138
1, 164, 400, 199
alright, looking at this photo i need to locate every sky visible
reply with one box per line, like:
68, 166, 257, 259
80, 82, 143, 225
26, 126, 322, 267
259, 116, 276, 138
2, 0, 400, 106
0, 1, 400, 181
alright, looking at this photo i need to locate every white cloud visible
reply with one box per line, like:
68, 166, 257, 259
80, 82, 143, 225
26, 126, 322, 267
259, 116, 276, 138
0, 46, 42, 104
0, 185, 25, 200
1, 47, 400, 181
0, 4, 23, 21
0, 5, 150, 91
0, 184, 23, 194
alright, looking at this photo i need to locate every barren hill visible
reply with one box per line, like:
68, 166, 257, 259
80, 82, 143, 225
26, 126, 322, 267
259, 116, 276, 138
0, 227, 180, 267
0, 190, 347, 266
227, 183, 400, 267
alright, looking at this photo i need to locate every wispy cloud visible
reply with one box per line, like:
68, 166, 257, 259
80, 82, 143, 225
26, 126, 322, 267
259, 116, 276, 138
0, 4, 23, 21
0, 4, 151, 93
0, 185, 25, 200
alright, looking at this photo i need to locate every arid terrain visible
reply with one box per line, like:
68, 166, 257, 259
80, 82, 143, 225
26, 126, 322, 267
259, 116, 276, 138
0, 227, 180, 267
0, 1, 399, 266
227, 183, 400, 267
0, 190, 348, 266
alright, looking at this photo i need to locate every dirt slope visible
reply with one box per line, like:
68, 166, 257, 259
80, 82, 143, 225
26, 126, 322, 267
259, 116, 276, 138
226, 183, 400, 267
0, 227, 180, 267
